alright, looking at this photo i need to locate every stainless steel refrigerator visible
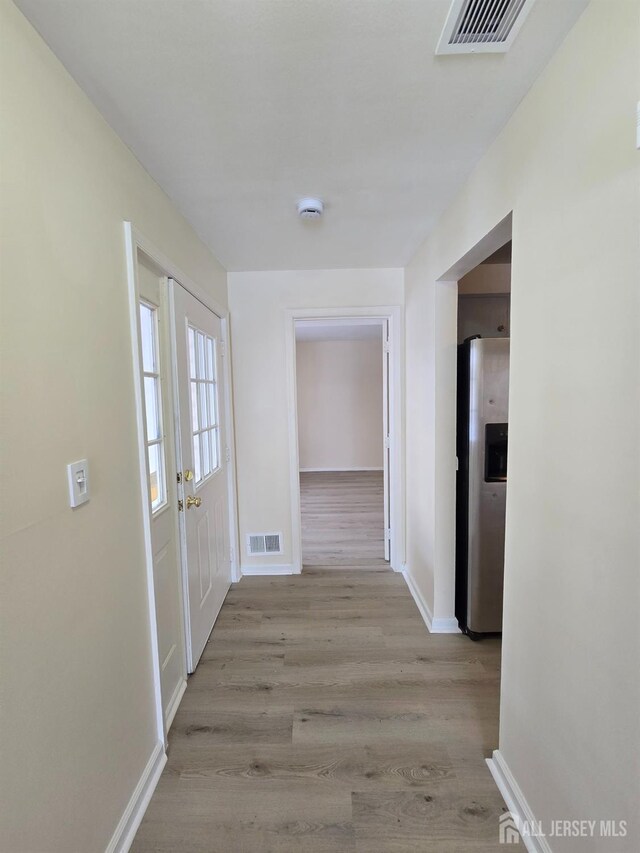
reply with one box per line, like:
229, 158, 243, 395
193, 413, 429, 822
455, 337, 510, 638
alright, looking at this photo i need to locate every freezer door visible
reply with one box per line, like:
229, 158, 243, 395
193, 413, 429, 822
467, 338, 510, 633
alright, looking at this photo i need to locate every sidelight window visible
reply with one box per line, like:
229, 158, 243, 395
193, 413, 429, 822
139, 301, 167, 512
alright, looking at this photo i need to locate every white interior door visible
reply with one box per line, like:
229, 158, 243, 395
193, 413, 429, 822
136, 259, 186, 732
382, 319, 391, 561
171, 280, 231, 671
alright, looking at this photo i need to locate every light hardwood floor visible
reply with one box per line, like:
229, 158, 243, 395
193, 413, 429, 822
131, 570, 513, 852
300, 471, 387, 569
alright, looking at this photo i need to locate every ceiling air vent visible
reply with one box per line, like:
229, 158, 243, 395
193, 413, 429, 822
247, 533, 283, 556
436, 0, 536, 55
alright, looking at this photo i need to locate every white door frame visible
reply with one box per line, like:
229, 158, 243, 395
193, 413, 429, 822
436, 213, 512, 622
124, 222, 241, 741
284, 305, 405, 573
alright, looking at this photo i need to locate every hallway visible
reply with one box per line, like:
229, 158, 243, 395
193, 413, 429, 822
131, 570, 513, 852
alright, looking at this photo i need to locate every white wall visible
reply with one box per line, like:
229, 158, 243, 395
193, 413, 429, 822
405, 1, 639, 847
0, 3, 227, 850
228, 269, 403, 571
296, 339, 383, 471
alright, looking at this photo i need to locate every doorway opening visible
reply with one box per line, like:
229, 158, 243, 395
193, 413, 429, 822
455, 240, 512, 640
285, 307, 403, 574
295, 319, 388, 570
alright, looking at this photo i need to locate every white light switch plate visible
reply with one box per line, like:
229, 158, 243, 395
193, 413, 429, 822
67, 459, 90, 507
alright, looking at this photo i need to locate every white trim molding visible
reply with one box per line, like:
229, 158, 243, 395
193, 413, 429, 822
432, 616, 460, 633
486, 750, 551, 853
125, 223, 228, 318
123, 225, 170, 747
164, 677, 187, 733
240, 563, 300, 576
402, 566, 461, 634
436, 213, 513, 638
285, 305, 405, 573
105, 741, 166, 853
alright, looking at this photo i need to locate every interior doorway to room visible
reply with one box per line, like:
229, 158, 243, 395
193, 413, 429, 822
294, 318, 390, 570
455, 240, 512, 640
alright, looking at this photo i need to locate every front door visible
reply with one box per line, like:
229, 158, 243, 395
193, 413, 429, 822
171, 280, 231, 671
137, 258, 186, 732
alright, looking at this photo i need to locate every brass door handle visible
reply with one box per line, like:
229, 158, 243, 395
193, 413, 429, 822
186, 495, 202, 509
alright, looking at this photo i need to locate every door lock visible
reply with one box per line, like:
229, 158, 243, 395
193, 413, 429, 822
185, 495, 202, 509
184, 469, 194, 482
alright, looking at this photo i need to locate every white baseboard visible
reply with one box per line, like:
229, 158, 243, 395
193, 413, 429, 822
402, 565, 460, 634
164, 677, 187, 732
486, 750, 551, 853
241, 563, 300, 576
299, 467, 383, 473
402, 566, 434, 630
105, 740, 166, 853
431, 616, 460, 632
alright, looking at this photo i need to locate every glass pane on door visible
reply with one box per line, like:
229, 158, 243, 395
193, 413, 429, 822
140, 300, 167, 513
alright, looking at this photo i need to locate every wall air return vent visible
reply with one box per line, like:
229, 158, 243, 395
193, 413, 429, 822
436, 0, 536, 55
247, 533, 283, 556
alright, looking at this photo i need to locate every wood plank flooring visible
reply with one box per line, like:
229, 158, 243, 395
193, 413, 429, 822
132, 570, 515, 852
300, 471, 387, 568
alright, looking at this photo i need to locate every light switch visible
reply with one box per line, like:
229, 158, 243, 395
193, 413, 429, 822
67, 459, 90, 508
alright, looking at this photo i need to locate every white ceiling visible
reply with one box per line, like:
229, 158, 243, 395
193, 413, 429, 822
296, 319, 383, 342
16, 0, 587, 272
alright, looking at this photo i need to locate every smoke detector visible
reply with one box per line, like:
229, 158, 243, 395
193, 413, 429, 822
297, 197, 323, 219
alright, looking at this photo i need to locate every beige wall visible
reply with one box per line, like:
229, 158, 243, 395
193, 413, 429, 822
296, 339, 383, 471
458, 262, 512, 295
4, 0, 639, 848
228, 269, 403, 571
0, 3, 227, 851
457, 294, 510, 343
405, 1, 639, 847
